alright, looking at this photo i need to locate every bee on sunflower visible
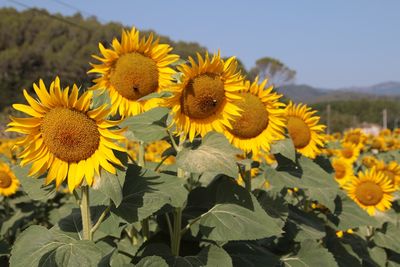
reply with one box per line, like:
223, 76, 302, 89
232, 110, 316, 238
344, 167, 395, 216
7, 78, 126, 192
223, 77, 286, 154
285, 102, 326, 159
167, 52, 245, 141
89, 27, 179, 117
0, 162, 19, 197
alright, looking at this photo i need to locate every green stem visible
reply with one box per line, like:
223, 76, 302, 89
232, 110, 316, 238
142, 218, 150, 241
171, 207, 182, 256
137, 141, 151, 240
138, 141, 145, 168
90, 205, 111, 240
167, 129, 179, 152
165, 213, 173, 245
154, 155, 171, 172
80, 186, 92, 240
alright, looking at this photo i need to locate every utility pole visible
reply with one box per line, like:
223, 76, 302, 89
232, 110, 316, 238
382, 109, 387, 129
326, 104, 331, 134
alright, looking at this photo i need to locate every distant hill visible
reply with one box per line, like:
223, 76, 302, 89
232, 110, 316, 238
278, 82, 400, 103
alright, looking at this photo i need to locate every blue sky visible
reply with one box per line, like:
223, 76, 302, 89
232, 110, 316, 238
1, 0, 399, 88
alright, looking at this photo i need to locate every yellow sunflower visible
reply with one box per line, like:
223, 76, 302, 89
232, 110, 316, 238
375, 160, 400, 188
89, 27, 179, 117
369, 136, 387, 151
223, 77, 286, 154
7, 78, 126, 192
344, 167, 395, 216
361, 155, 378, 168
167, 52, 245, 141
285, 102, 326, 159
0, 162, 19, 196
343, 128, 367, 148
336, 142, 360, 164
331, 157, 354, 187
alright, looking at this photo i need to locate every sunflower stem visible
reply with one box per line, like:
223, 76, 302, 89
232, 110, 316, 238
167, 129, 179, 153
171, 207, 182, 256
90, 204, 111, 240
80, 186, 92, 240
138, 141, 151, 240
243, 153, 252, 192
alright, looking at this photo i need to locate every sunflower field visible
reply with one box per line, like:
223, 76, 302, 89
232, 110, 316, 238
1, 27, 400, 267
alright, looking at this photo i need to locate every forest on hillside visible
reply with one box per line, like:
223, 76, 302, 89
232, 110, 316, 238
0, 7, 398, 133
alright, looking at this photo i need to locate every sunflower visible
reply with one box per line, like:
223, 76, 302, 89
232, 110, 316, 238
167, 52, 245, 141
343, 128, 367, 148
375, 160, 400, 188
361, 155, 378, 168
7, 78, 126, 192
89, 27, 179, 117
344, 167, 395, 216
336, 142, 360, 164
285, 102, 326, 159
223, 78, 286, 154
369, 136, 387, 151
0, 162, 19, 196
331, 157, 354, 187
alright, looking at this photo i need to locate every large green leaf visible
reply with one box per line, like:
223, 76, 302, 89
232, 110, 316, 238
136, 256, 169, 267
373, 223, 400, 252
327, 192, 378, 230
119, 107, 169, 142
13, 165, 56, 201
196, 192, 282, 241
282, 239, 338, 267
112, 165, 187, 222
224, 242, 280, 267
10, 225, 102, 267
95, 167, 126, 207
270, 138, 296, 162
285, 205, 326, 242
176, 132, 241, 178
267, 155, 339, 211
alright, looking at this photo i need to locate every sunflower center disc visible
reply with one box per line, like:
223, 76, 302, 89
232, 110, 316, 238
334, 163, 346, 179
347, 134, 360, 145
110, 52, 159, 101
41, 107, 100, 162
287, 117, 311, 149
228, 93, 269, 138
342, 148, 353, 159
0, 171, 12, 188
355, 181, 383, 206
181, 74, 225, 119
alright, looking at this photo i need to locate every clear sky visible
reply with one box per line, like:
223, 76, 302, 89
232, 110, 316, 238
1, 0, 399, 88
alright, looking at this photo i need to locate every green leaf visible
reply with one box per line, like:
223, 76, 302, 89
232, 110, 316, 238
270, 138, 296, 162
1, 209, 34, 236
327, 192, 378, 230
10, 225, 102, 267
177, 132, 241, 178
255, 190, 289, 229
224, 242, 279, 267
13, 165, 56, 201
112, 165, 187, 222
95, 167, 126, 207
119, 107, 169, 142
373, 223, 400, 252
267, 155, 339, 211
136, 256, 169, 267
196, 196, 282, 241
285, 205, 325, 242
282, 239, 338, 267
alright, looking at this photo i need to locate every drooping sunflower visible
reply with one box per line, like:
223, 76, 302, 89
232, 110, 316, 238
7, 78, 126, 192
0, 162, 19, 196
89, 27, 179, 117
375, 160, 400, 188
285, 102, 326, 159
331, 157, 354, 187
167, 52, 245, 141
344, 167, 395, 216
336, 142, 360, 164
223, 78, 286, 154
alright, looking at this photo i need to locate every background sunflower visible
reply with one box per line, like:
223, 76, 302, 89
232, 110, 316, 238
0, 162, 19, 196
285, 102, 326, 159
